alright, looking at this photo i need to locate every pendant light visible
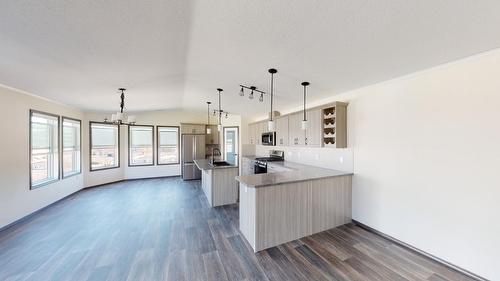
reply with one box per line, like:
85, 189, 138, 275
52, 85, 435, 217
104, 88, 136, 125
217, 88, 223, 131
206, 101, 212, 134
268, 68, 277, 132
301, 82, 310, 130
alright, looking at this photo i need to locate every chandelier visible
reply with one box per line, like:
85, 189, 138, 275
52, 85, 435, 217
104, 88, 136, 125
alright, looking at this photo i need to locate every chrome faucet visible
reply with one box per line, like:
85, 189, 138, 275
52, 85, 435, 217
211, 147, 222, 165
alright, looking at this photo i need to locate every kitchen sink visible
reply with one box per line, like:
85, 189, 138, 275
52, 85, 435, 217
210, 161, 232, 167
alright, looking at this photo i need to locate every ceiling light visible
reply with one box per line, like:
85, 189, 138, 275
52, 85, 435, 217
239, 87, 244, 96
104, 88, 136, 125
301, 82, 310, 130
215, 88, 230, 130
206, 101, 212, 134
259, 93, 264, 102
268, 68, 277, 132
249, 90, 254, 99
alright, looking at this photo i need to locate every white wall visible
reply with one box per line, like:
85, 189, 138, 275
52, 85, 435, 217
345, 50, 500, 280
0, 85, 85, 228
249, 49, 500, 279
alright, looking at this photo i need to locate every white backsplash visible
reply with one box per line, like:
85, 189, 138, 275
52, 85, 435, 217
254, 145, 353, 172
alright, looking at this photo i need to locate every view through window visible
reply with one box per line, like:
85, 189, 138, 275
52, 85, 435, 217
62, 118, 81, 177
157, 126, 179, 164
30, 111, 59, 188
129, 125, 154, 166
90, 122, 119, 170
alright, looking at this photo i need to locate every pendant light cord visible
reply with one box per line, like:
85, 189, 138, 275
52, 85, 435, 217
303, 85, 306, 121
270, 72, 274, 121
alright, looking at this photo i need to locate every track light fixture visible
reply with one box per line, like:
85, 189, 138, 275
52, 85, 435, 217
238, 85, 266, 102
213, 88, 230, 131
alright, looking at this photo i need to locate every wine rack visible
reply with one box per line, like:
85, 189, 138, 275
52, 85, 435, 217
321, 102, 347, 148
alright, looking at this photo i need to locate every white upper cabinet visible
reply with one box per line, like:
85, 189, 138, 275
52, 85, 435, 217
275, 116, 289, 146
181, 123, 206, 134
206, 125, 219, 144
288, 112, 305, 146
305, 108, 322, 147
247, 102, 347, 148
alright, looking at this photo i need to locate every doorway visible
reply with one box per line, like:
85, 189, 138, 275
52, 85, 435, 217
223, 126, 239, 165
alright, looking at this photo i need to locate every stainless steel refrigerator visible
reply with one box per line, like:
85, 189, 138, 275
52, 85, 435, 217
182, 134, 206, 180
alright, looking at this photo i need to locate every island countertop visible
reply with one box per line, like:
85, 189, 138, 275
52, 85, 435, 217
236, 157, 352, 187
194, 159, 238, 170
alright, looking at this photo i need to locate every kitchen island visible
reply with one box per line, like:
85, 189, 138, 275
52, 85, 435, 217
194, 159, 239, 207
236, 158, 353, 252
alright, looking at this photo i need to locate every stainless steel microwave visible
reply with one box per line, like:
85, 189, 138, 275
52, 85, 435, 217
261, 132, 276, 146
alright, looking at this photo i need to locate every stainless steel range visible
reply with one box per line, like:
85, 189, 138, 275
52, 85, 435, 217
254, 150, 284, 174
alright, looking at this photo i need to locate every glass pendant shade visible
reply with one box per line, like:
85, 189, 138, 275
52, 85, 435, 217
268, 120, 275, 132
111, 114, 117, 122
239, 87, 244, 96
116, 112, 124, 121
301, 120, 308, 130
127, 115, 136, 123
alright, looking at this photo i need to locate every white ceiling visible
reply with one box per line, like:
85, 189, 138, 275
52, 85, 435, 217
1, 1, 500, 118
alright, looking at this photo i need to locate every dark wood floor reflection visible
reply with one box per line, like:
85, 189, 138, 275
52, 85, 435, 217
0, 177, 475, 281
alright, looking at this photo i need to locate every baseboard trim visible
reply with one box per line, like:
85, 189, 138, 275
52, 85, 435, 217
352, 220, 489, 281
0, 175, 182, 234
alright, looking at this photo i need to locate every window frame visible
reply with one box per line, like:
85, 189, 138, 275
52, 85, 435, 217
29, 109, 60, 189
156, 126, 180, 165
89, 121, 120, 172
61, 116, 82, 179
128, 124, 155, 167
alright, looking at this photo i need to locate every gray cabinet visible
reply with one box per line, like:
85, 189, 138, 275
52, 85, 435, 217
257, 122, 267, 145
181, 123, 206, 134
305, 108, 322, 147
288, 112, 305, 146
275, 116, 289, 146
205, 125, 219, 144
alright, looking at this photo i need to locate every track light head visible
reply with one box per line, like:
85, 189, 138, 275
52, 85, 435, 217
249, 90, 254, 99
259, 93, 264, 102
239, 87, 244, 96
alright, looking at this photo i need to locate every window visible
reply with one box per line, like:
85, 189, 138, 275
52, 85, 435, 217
157, 126, 179, 165
128, 125, 154, 166
30, 110, 59, 188
62, 117, 81, 177
90, 122, 119, 171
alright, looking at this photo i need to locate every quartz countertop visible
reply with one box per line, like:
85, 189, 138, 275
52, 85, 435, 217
194, 159, 238, 170
236, 156, 352, 187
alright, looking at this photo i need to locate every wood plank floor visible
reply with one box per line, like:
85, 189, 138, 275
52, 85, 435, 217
0, 177, 476, 281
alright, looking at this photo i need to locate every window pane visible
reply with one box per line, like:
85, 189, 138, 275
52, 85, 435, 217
31, 111, 59, 187
91, 123, 119, 170
158, 127, 179, 164
62, 118, 81, 177
129, 126, 153, 165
